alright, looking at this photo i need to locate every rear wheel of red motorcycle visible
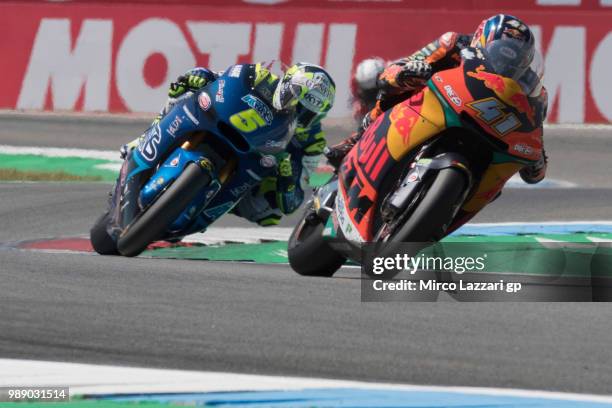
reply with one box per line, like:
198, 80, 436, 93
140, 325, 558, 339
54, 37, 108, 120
391, 167, 468, 244
288, 212, 346, 277
117, 162, 211, 257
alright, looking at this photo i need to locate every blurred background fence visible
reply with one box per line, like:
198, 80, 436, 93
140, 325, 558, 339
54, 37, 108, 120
1, 0, 611, 122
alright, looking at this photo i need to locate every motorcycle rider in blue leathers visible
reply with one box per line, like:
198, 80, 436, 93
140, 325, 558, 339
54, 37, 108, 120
121, 62, 335, 227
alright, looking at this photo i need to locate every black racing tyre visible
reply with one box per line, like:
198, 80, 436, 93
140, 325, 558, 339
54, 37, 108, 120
117, 162, 211, 257
392, 167, 468, 244
90, 212, 119, 255
288, 213, 346, 277
365, 167, 468, 290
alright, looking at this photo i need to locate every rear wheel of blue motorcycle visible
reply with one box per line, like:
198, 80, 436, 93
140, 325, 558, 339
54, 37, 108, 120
117, 162, 211, 257
90, 212, 119, 255
288, 213, 346, 277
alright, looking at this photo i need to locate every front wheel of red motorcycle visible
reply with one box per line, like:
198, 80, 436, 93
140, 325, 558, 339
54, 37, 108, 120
391, 167, 469, 244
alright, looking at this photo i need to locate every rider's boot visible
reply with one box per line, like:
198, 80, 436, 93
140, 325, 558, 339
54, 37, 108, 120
323, 99, 385, 169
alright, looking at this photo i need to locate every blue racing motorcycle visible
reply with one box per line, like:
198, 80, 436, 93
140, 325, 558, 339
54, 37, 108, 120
90, 67, 294, 256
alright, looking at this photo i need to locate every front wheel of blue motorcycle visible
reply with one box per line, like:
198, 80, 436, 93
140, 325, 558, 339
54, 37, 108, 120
117, 162, 211, 257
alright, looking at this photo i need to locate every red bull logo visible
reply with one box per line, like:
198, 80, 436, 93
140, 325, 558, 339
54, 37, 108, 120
468, 65, 535, 126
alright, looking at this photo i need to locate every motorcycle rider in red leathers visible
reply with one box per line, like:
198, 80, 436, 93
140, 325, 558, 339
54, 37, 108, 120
327, 14, 548, 185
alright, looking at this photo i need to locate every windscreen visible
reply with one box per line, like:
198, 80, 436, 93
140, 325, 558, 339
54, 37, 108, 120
482, 37, 534, 82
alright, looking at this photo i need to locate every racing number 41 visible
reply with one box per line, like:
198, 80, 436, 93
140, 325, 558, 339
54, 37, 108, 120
467, 97, 521, 136
230, 109, 266, 133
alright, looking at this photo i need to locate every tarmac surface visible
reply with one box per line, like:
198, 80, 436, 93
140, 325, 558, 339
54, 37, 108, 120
0, 113, 611, 394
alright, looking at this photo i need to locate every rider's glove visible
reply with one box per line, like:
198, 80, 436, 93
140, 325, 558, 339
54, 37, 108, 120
519, 149, 548, 184
168, 74, 207, 98
168, 68, 216, 98
168, 81, 187, 98
394, 60, 433, 90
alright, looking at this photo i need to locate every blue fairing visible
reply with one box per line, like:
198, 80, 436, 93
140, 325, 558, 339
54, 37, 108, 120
124, 65, 293, 237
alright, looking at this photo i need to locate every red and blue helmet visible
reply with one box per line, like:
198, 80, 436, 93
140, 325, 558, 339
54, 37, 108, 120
471, 14, 535, 51
471, 14, 536, 81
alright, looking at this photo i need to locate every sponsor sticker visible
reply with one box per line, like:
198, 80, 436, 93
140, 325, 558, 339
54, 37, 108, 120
183, 105, 200, 125
512, 143, 534, 155
198, 92, 211, 111
229, 64, 243, 78
443, 84, 462, 106
139, 123, 162, 162
241, 94, 273, 125
216, 79, 225, 103
335, 191, 364, 243
165, 154, 180, 168
302, 92, 324, 111
167, 114, 183, 138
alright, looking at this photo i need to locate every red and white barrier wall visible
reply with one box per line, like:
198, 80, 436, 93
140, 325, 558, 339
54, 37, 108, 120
1, 0, 612, 122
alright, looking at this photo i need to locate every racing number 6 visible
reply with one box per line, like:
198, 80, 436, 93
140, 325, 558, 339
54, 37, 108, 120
230, 109, 266, 133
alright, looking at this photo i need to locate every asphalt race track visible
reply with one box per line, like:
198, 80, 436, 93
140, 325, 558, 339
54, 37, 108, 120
1, 114, 611, 394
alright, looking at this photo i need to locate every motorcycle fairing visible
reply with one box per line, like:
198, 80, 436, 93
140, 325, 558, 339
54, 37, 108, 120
430, 51, 543, 162
337, 88, 449, 242
111, 65, 294, 239
384, 87, 448, 161
428, 53, 545, 222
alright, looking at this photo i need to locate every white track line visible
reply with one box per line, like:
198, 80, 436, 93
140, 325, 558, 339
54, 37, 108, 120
462, 221, 612, 226
0, 359, 611, 403
184, 227, 293, 244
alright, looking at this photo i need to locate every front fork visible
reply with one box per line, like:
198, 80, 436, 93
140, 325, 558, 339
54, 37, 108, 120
109, 132, 237, 240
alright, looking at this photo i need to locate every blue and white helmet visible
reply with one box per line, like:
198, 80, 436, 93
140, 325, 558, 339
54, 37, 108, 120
272, 62, 336, 126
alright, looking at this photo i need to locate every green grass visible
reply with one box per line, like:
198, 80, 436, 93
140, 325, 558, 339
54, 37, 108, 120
0, 168, 103, 182
0, 154, 117, 181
